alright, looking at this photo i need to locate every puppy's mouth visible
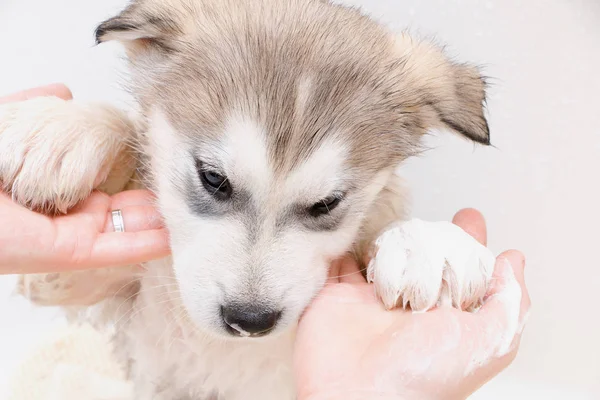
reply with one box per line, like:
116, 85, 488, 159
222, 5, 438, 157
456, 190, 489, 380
223, 322, 277, 338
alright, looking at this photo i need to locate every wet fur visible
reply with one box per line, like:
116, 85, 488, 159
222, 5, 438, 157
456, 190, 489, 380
4, 0, 491, 398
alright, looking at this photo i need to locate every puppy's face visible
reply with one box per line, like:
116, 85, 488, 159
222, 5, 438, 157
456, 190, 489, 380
146, 110, 390, 337
97, 0, 490, 338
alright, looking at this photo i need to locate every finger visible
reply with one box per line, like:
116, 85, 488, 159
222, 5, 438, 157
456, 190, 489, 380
65, 190, 163, 232
69, 190, 112, 213
90, 229, 171, 267
49, 191, 169, 271
337, 256, 367, 284
0, 83, 73, 104
326, 258, 343, 285
483, 251, 529, 322
501, 250, 530, 329
452, 208, 487, 246
327, 255, 366, 285
104, 205, 164, 233
106, 190, 164, 232
66, 191, 113, 230
110, 189, 159, 208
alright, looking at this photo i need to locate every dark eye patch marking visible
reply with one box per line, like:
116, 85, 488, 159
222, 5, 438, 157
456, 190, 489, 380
195, 158, 233, 200
178, 155, 252, 217
272, 197, 348, 233
179, 152, 351, 235
307, 192, 344, 217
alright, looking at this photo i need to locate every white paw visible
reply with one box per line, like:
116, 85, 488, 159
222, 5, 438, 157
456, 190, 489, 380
0, 97, 133, 213
367, 219, 495, 312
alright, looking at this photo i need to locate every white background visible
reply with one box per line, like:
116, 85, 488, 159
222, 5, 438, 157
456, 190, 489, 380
0, 0, 599, 398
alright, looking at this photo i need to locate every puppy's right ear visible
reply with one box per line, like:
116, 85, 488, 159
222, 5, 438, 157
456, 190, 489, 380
95, 2, 182, 54
393, 34, 490, 145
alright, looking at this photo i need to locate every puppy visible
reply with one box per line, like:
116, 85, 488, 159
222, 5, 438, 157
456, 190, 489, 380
1, 0, 495, 398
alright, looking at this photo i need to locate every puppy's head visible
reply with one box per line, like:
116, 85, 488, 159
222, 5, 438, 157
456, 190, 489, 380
97, 0, 489, 338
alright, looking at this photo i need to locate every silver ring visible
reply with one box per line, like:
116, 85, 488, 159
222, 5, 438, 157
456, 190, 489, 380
111, 209, 125, 233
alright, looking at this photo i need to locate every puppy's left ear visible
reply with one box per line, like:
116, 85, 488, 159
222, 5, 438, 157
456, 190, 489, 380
95, 1, 183, 56
395, 35, 490, 145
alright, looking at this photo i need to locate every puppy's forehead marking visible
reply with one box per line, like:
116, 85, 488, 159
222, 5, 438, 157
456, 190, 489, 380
282, 137, 348, 201
148, 107, 178, 147
221, 114, 272, 195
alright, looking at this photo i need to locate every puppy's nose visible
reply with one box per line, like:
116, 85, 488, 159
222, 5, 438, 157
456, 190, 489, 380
221, 304, 281, 337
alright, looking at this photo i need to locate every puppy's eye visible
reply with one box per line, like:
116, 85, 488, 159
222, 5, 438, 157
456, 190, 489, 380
308, 194, 342, 217
196, 160, 232, 200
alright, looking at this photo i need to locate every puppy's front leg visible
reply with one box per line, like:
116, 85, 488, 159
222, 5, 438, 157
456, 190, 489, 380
0, 96, 138, 212
0, 95, 142, 306
17, 266, 142, 307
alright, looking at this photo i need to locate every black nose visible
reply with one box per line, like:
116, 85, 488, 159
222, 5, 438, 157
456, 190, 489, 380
221, 304, 281, 337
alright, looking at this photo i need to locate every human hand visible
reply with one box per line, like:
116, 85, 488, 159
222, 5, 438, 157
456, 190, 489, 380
0, 84, 170, 274
294, 209, 530, 400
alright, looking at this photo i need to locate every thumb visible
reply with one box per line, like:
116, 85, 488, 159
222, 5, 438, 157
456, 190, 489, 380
481, 251, 530, 327
475, 251, 530, 354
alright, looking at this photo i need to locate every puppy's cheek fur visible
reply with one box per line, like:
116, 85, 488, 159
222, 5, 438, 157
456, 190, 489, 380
272, 216, 368, 314
262, 232, 344, 316
169, 220, 354, 334
170, 217, 249, 334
